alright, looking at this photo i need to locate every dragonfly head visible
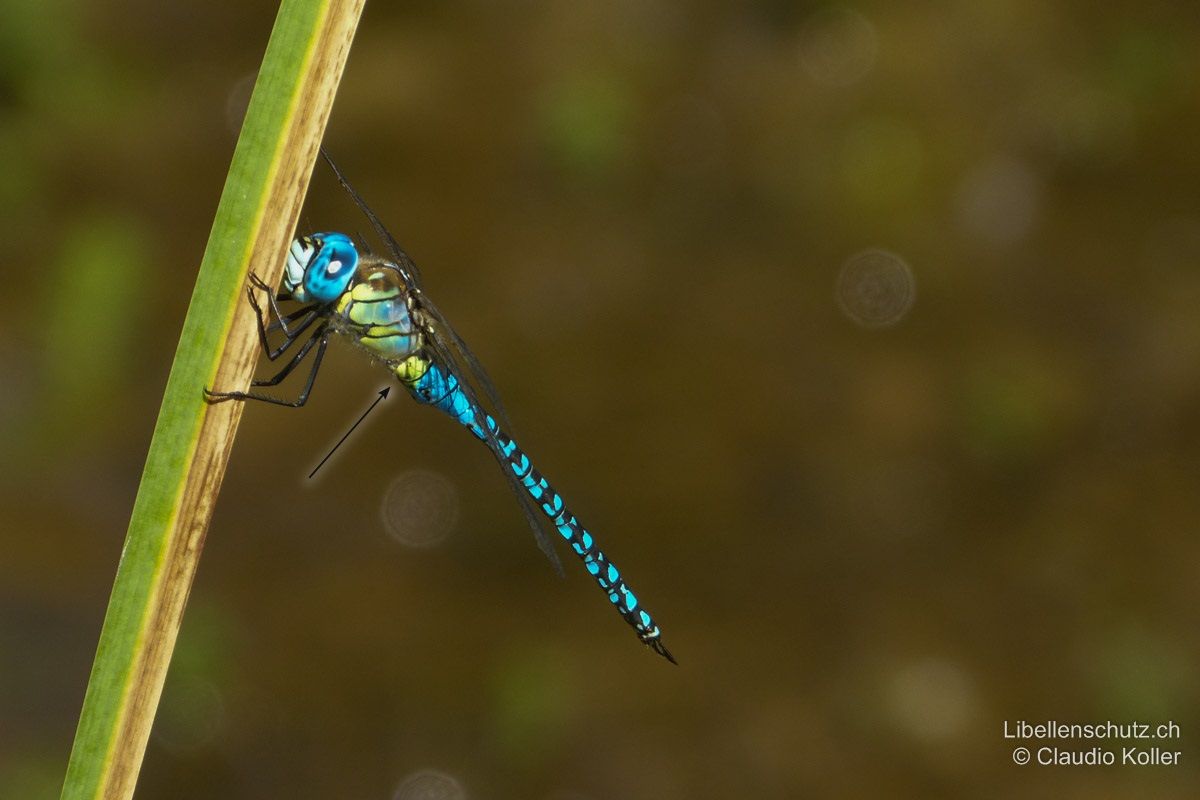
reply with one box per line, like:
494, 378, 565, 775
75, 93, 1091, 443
282, 232, 359, 303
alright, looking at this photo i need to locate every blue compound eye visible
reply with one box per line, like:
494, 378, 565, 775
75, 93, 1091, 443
303, 232, 358, 303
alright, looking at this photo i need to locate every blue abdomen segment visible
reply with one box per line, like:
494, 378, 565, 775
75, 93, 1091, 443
404, 362, 673, 662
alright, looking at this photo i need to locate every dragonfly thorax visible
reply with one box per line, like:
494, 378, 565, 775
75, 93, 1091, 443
331, 255, 425, 364
282, 232, 359, 304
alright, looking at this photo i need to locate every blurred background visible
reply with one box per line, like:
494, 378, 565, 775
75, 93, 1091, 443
2, 1, 1200, 798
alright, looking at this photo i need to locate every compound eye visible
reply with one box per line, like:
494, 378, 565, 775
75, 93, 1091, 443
302, 232, 359, 302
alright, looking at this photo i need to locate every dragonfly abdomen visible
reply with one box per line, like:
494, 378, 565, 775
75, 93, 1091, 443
396, 357, 674, 662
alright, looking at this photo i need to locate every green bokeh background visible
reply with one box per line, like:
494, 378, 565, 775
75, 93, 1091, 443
2, 2, 1200, 798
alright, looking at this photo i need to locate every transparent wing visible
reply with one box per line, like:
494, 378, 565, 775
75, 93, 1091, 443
320, 148, 562, 573
423, 332, 566, 576
320, 149, 512, 429
353, 230, 374, 256
417, 293, 513, 432
320, 147, 423, 286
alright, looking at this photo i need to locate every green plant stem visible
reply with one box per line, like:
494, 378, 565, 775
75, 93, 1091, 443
60, 1, 364, 798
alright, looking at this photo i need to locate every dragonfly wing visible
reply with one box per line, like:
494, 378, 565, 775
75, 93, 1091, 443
320, 147, 424, 286
320, 149, 512, 428
320, 148, 562, 574
423, 333, 566, 576
353, 230, 375, 256
417, 293, 514, 433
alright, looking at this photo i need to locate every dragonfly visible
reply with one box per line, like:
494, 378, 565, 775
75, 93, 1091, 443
206, 152, 674, 663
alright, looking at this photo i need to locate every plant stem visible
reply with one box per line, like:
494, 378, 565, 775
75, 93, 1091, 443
60, 1, 364, 797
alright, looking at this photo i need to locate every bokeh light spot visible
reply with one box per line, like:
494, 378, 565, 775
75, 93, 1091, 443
381, 469, 460, 548
887, 657, 978, 742
955, 156, 1040, 247
393, 769, 466, 800
798, 7, 878, 88
836, 249, 916, 328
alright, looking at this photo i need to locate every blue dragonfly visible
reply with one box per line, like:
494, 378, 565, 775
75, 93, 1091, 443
206, 152, 674, 663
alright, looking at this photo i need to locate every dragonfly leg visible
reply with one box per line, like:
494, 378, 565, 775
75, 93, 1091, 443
265, 304, 317, 336
250, 326, 323, 387
204, 326, 330, 408
249, 273, 300, 331
247, 280, 319, 361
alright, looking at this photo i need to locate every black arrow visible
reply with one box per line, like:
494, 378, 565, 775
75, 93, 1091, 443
309, 387, 391, 479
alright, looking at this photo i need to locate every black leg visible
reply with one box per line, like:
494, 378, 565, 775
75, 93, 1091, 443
205, 326, 330, 408
266, 304, 317, 336
250, 326, 322, 387
251, 273, 307, 338
260, 305, 318, 361
247, 280, 319, 362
